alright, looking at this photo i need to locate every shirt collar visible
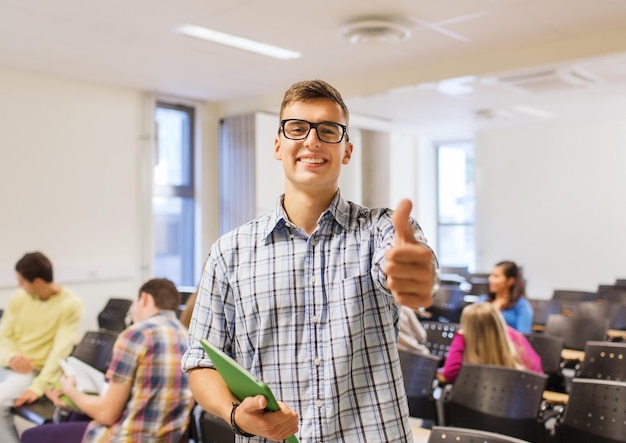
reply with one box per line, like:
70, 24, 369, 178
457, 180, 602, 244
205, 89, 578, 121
263, 190, 351, 240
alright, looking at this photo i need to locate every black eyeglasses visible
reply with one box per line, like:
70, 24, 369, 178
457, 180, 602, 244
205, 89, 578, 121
280, 119, 348, 144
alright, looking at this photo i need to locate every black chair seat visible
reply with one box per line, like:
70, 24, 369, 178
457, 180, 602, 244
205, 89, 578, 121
577, 341, 626, 381
555, 378, 626, 443
420, 321, 460, 361
428, 426, 532, 443
443, 364, 548, 442
544, 314, 609, 351
398, 349, 441, 425
12, 329, 119, 425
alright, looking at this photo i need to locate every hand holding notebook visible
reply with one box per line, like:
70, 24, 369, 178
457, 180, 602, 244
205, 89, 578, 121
200, 338, 299, 443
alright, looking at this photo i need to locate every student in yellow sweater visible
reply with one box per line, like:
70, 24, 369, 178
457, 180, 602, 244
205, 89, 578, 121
0, 251, 83, 443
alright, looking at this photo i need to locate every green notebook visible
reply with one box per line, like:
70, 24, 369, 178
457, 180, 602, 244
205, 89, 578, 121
200, 338, 298, 443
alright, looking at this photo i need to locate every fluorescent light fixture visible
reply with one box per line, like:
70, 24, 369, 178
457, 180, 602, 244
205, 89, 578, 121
175, 24, 301, 60
513, 105, 554, 119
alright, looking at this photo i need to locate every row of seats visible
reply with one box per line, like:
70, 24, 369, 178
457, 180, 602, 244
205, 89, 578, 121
400, 340, 626, 442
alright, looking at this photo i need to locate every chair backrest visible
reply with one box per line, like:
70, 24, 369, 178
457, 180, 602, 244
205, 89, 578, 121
440, 266, 470, 280
71, 329, 119, 373
596, 286, 626, 303
398, 349, 440, 423
570, 300, 611, 316
528, 298, 562, 327
551, 289, 598, 302
544, 314, 609, 350
577, 341, 626, 381
443, 364, 547, 442
421, 321, 460, 360
198, 410, 235, 443
556, 378, 626, 443
11, 329, 119, 426
426, 286, 467, 322
428, 426, 531, 443
467, 278, 489, 297
524, 332, 565, 375
97, 297, 133, 332
608, 304, 626, 330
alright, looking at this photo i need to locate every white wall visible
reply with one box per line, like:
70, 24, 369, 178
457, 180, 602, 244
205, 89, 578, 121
475, 117, 626, 299
0, 69, 144, 334
0, 69, 220, 335
2, 67, 624, 337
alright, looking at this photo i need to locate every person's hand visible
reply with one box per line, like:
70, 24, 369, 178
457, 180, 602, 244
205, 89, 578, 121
12, 389, 39, 407
385, 199, 437, 309
59, 374, 78, 394
234, 395, 299, 442
9, 355, 33, 373
45, 388, 69, 408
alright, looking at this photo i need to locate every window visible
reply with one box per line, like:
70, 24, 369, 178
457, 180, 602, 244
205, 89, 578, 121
436, 141, 475, 270
153, 102, 196, 286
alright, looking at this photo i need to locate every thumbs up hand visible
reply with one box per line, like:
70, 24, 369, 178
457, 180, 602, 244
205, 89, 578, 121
385, 199, 437, 309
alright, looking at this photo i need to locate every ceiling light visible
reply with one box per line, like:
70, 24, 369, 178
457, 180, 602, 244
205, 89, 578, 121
175, 24, 301, 60
436, 76, 475, 96
513, 105, 554, 119
341, 18, 412, 44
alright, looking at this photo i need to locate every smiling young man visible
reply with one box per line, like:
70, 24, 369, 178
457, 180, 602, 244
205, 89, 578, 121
183, 80, 437, 442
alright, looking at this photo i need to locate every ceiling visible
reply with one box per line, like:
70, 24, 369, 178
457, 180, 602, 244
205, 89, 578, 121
2, 0, 626, 136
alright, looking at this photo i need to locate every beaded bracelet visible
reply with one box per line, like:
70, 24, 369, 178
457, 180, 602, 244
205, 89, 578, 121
230, 402, 255, 437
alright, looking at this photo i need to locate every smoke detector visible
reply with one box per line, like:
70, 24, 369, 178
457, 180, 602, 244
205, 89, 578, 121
341, 18, 412, 44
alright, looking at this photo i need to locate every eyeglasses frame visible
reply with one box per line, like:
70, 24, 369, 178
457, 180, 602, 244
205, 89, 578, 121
280, 119, 348, 144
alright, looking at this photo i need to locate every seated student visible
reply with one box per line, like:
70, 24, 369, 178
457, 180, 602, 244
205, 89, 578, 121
397, 305, 430, 355
0, 251, 82, 443
438, 302, 542, 384
481, 260, 534, 333
20, 278, 193, 443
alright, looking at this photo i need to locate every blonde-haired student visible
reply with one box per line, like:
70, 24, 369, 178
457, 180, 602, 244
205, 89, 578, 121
438, 302, 542, 383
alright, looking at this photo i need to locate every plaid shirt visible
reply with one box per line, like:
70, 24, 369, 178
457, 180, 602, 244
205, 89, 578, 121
84, 311, 193, 443
183, 192, 429, 443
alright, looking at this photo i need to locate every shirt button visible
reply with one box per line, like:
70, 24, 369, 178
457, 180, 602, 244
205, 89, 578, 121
311, 239, 317, 246
316, 400, 323, 408
312, 315, 319, 324
290, 234, 294, 239
314, 358, 320, 366
310, 275, 316, 283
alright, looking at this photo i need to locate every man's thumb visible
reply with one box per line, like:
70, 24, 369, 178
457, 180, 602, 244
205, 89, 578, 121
393, 199, 416, 245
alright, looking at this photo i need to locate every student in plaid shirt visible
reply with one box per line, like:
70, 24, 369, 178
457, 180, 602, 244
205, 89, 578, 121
21, 278, 193, 443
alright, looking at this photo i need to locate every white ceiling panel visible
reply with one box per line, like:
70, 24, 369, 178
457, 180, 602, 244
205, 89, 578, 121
1, 0, 626, 134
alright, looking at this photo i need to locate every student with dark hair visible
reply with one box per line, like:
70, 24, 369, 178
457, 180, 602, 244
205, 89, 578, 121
182, 79, 438, 442
0, 252, 83, 443
483, 260, 534, 333
21, 278, 193, 443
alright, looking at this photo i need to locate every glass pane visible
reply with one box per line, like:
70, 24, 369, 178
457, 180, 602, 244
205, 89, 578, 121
153, 196, 195, 287
438, 142, 474, 224
155, 107, 191, 187
438, 224, 475, 270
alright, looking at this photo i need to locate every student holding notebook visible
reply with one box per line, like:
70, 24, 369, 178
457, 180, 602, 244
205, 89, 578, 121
21, 278, 193, 443
182, 80, 438, 442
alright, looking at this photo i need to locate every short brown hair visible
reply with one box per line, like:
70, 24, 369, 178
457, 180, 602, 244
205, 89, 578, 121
15, 252, 54, 283
279, 79, 350, 124
138, 278, 181, 311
